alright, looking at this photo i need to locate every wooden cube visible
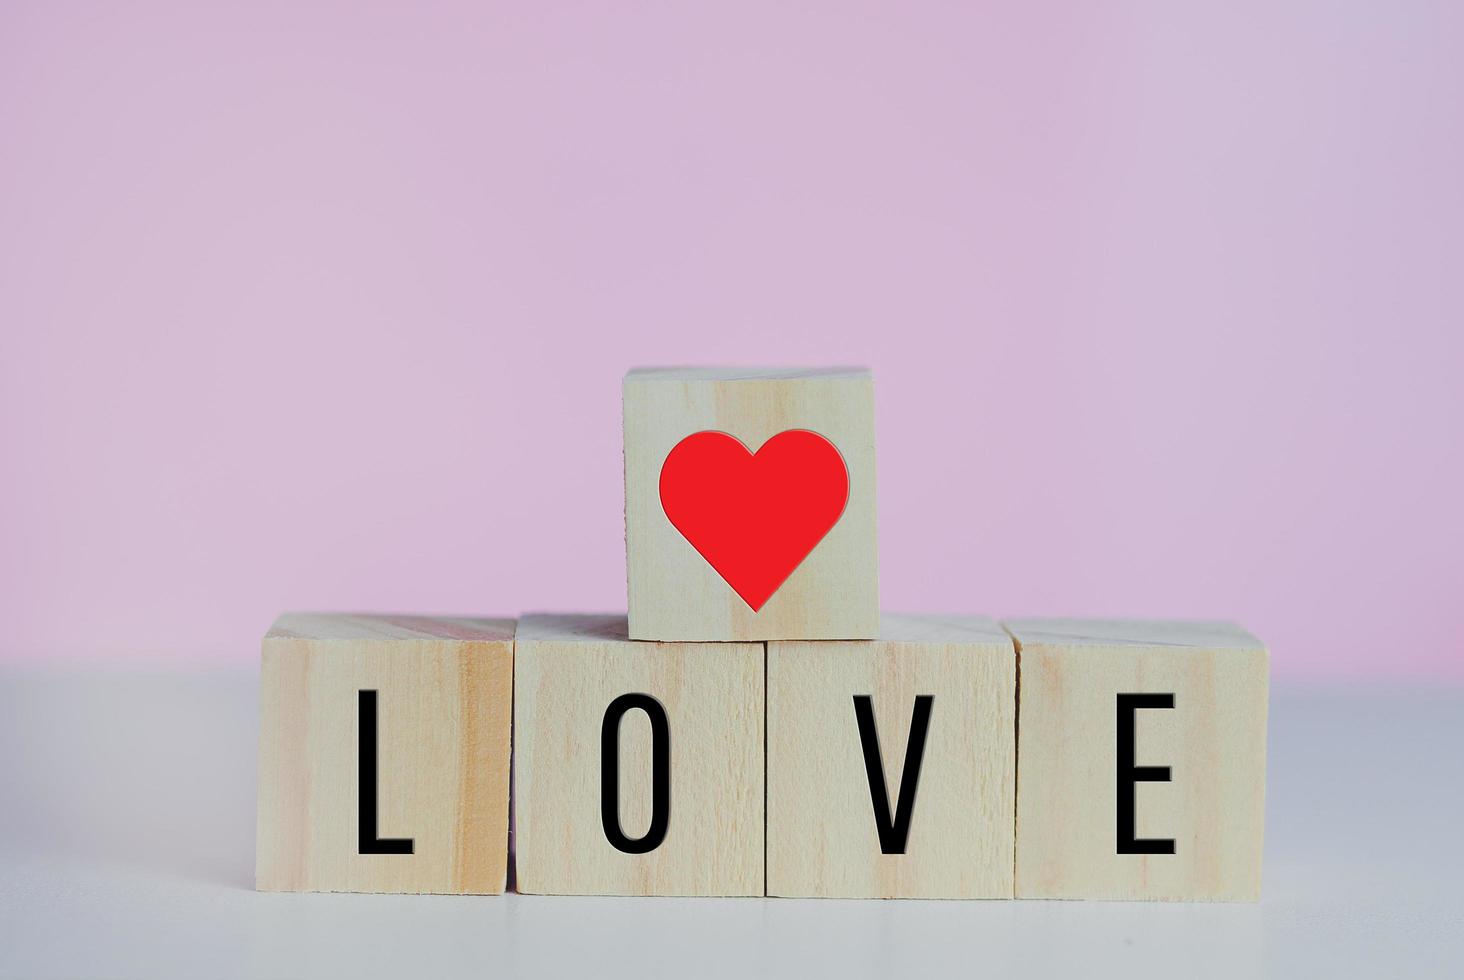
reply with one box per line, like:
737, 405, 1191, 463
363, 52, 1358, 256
513, 614, 764, 895
1008, 619, 1269, 901
767, 615, 1016, 898
255, 613, 514, 894
624, 367, 878, 641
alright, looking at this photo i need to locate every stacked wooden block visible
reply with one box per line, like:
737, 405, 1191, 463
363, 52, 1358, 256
257, 367, 1269, 901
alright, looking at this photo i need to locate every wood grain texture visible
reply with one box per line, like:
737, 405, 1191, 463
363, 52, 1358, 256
623, 366, 878, 641
767, 615, 1015, 898
1007, 618, 1269, 902
255, 613, 514, 894
513, 614, 764, 896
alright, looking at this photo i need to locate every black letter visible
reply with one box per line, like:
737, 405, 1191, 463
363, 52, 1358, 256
601, 693, 670, 854
1116, 693, 1175, 854
359, 690, 413, 854
854, 695, 933, 854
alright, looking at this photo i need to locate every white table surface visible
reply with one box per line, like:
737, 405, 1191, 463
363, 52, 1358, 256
0, 668, 1459, 979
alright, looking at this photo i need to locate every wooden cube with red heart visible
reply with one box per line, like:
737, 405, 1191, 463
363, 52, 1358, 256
623, 367, 879, 641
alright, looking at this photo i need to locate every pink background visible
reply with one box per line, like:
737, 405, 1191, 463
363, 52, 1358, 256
2, 2, 1460, 679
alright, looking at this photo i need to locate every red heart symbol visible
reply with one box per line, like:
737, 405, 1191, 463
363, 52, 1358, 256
659, 429, 850, 612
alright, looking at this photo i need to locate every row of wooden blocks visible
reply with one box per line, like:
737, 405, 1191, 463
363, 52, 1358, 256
257, 612, 1269, 901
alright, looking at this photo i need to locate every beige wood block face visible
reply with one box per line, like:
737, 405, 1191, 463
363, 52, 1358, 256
624, 367, 878, 641
1008, 619, 1269, 902
767, 615, 1015, 898
513, 614, 764, 895
255, 614, 514, 894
